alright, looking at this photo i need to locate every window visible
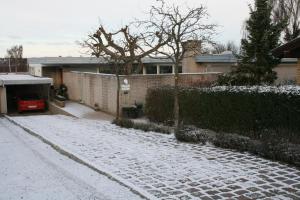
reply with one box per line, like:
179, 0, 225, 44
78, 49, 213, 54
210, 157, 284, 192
146, 65, 157, 74
160, 66, 173, 74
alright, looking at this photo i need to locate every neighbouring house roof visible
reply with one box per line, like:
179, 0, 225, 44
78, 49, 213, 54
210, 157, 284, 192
0, 74, 52, 85
272, 37, 300, 58
195, 52, 237, 63
195, 51, 298, 64
28, 57, 107, 65
28, 57, 174, 67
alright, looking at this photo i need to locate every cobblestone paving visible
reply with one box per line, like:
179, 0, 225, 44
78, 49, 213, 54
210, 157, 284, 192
13, 115, 300, 200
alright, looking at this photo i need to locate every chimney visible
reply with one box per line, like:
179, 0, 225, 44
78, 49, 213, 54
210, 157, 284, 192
182, 40, 202, 56
182, 40, 202, 73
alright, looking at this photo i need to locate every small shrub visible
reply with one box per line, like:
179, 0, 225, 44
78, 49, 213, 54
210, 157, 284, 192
149, 125, 172, 134
113, 119, 171, 134
213, 133, 251, 152
133, 123, 151, 132
175, 126, 212, 144
113, 118, 134, 128
132, 123, 172, 134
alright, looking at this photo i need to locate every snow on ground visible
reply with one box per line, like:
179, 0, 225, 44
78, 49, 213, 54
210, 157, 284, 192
0, 117, 142, 200
59, 101, 114, 121
10, 115, 300, 200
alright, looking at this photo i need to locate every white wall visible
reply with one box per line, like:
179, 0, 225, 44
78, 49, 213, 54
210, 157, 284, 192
0, 87, 7, 114
29, 65, 43, 77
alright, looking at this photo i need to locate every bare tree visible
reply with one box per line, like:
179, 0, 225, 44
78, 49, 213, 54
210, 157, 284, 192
272, 0, 300, 42
212, 41, 239, 54
6, 45, 23, 72
80, 24, 169, 120
143, 0, 216, 134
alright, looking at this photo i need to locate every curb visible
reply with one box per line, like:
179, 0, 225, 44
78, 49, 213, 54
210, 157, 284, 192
5, 115, 156, 200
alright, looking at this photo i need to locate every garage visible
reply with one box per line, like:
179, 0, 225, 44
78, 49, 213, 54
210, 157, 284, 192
0, 74, 52, 114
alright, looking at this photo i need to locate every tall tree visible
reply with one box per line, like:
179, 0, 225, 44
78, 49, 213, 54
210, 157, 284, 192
6, 45, 23, 59
6, 45, 23, 72
219, 0, 285, 85
81, 24, 169, 120
272, 0, 300, 42
144, 0, 216, 134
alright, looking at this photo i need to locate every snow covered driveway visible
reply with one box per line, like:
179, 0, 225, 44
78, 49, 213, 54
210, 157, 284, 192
0, 117, 142, 200
10, 115, 300, 200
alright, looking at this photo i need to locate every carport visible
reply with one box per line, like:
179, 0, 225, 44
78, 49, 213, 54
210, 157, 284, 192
0, 74, 52, 114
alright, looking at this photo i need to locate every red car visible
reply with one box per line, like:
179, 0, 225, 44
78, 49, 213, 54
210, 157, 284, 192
17, 94, 46, 113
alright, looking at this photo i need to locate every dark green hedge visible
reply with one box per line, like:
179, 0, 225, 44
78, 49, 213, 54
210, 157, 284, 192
145, 87, 300, 143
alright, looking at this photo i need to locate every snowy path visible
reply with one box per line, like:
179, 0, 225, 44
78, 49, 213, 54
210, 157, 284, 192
0, 117, 142, 200
59, 101, 114, 121
10, 115, 300, 200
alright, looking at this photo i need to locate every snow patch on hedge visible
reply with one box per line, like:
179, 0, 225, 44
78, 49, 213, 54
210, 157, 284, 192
200, 85, 300, 95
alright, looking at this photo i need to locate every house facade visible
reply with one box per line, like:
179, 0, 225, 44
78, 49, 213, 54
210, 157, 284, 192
28, 57, 181, 87
272, 37, 300, 85
182, 51, 298, 84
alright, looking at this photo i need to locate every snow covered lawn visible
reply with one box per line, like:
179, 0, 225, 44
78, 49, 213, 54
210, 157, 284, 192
10, 115, 300, 200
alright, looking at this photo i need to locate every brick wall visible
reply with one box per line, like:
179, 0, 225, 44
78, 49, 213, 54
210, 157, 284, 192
63, 71, 220, 115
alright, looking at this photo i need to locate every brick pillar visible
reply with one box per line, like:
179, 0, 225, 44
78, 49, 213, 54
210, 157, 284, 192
297, 59, 300, 85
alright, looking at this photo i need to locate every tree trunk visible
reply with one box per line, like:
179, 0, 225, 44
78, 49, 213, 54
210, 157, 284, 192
116, 65, 121, 120
174, 62, 180, 134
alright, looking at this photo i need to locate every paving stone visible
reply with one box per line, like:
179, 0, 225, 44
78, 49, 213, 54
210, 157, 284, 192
199, 185, 212, 190
178, 195, 192, 200
284, 180, 298, 185
219, 188, 231, 193
234, 190, 249, 195
293, 184, 300, 189
154, 183, 166, 188
247, 187, 260, 192
191, 192, 204, 197
185, 188, 199, 194
205, 190, 221, 196
228, 185, 242, 190
282, 194, 300, 199
200, 196, 214, 200
210, 195, 222, 200
236, 195, 252, 200
166, 190, 183, 195
221, 192, 235, 198
282, 187, 298, 193
244, 192, 265, 199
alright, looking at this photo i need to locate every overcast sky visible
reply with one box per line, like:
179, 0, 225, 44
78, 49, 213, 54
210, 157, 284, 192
0, 0, 251, 57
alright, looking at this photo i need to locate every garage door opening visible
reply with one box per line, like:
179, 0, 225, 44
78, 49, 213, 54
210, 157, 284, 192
0, 74, 52, 114
6, 84, 50, 114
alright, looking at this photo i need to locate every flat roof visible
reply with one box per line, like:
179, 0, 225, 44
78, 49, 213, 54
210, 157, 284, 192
28, 57, 175, 67
0, 74, 52, 85
195, 53, 237, 63
195, 53, 298, 64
